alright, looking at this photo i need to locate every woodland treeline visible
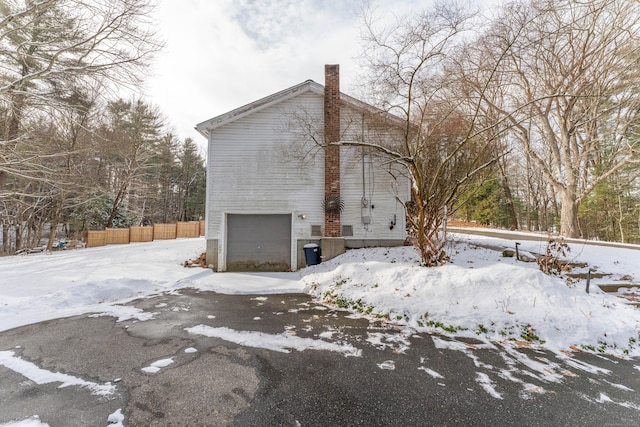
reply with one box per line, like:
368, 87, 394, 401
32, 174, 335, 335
2, 0, 640, 261
350, 0, 640, 264
459, 0, 640, 245
0, 0, 205, 254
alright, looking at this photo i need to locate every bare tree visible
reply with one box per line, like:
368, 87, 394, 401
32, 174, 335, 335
479, 0, 640, 238
0, 0, 162, 189
40, 88, 100, 248
0, 0, 162, 251
344, 3, 505, 265
250, 2, 511, 265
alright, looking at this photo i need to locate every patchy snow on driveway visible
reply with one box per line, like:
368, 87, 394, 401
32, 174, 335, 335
141, 357, 175, 374
0, 350, 116, 396
186, 325, 362, 357
0, 416, 50, 427
1, 231, 639, 360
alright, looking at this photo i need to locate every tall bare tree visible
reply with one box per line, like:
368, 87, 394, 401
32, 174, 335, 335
0, 0, 162, 189
479, 0, 640, 238
0, 0, 161, 251
348, 3, 505, 265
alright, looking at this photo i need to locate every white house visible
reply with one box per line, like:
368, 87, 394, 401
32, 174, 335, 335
196, 65, 410, 272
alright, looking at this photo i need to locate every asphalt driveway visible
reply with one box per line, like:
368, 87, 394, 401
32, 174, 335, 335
1, 289, 639, 426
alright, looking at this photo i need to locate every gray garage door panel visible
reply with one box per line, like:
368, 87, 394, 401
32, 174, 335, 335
226, 214, 292, 272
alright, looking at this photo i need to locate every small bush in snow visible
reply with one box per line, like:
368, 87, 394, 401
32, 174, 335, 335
537, 236, 571, 276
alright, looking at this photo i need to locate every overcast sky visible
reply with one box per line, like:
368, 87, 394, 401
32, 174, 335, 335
145, 0, 493, 149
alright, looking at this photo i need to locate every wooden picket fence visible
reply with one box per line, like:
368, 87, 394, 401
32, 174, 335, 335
153, 224, 177, 240
130, 226, 154, 242
85, 220, 205, 248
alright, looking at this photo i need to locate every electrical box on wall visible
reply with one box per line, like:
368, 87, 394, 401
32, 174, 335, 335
361, 216, 371, 225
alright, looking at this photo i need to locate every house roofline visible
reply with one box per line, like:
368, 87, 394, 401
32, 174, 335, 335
195, 80, 323, 137
195, 79, 404, 138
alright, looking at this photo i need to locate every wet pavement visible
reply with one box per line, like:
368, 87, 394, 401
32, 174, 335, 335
1, 289, 639, 426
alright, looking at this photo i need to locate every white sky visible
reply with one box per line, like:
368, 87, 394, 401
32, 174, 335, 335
145, 0, 495, 148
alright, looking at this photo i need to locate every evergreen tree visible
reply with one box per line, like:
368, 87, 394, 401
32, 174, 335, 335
98, 98, 163, 228
177, 138, 206, 221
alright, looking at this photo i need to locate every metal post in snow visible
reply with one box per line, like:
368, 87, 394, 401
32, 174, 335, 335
586, 268, 595, 294
515, 242, 520, 261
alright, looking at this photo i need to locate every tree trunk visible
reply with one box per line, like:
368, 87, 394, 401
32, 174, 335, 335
47, 200, 65, 251
499, 170, 518, 230
617, 191, 625, 243
525, 153, 531, 232
1, 224, 8, 255
15, 223, 21, 252
560, 191, 580, 238
106, 184, 128, 228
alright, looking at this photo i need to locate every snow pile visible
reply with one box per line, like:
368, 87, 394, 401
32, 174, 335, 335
301, 235, 640, 357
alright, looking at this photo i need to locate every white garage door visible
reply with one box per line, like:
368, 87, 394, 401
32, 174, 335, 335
226, 214, 292, 272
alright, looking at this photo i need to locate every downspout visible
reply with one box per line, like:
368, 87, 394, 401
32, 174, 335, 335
361, 113, 371, 231
361, 113, 366, 208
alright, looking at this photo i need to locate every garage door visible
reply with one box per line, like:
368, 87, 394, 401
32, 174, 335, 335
226, 214, 292, 272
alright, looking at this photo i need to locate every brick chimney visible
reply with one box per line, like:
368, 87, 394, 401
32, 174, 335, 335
324, 64, 341, 237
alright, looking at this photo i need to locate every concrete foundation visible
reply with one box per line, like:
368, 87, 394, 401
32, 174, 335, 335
320, 237, 345, 262
344, 239, 406, 249
205, 239, 218, 270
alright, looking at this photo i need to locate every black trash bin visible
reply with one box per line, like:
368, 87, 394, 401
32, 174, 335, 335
303, 243, 320, 266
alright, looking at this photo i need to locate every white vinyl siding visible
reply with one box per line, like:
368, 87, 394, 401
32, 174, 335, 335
206, 92, 325, 270
338, 105, 410, 241
340, 146, 409, 241
204, 85, 410, 270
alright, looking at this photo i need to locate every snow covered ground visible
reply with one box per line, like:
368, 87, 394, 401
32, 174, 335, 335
0, 238, 301, 334
0, 231, 639, 362
303, 232, 640, 357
